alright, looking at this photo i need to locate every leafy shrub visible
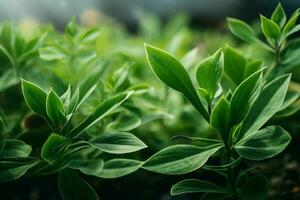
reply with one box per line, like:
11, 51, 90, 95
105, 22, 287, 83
0, 3, 299, 200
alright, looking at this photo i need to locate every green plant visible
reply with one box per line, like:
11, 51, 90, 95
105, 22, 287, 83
143, 40, 291, 198
0, 78, 147, 199
0, 22, 46, 91
227, 3, 300, 79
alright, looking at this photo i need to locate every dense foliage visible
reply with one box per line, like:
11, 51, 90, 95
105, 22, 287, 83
1, 3, 300, 200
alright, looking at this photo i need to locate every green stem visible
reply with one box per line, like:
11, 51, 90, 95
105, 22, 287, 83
266, 42, 282, 80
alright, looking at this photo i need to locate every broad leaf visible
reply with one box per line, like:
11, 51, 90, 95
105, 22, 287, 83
58, 169, 99, 200
41, 133, 71, 164
227, 18, 257, 42
271, 3, 287, 28
210, 97, 230, 133
46, 89, 66, 128
0, 139, 31, 158
196, 49, 224, 101
97, 159, 143, 179
283, 9, 300, 36
69, 159, 104, 176
238, 74, 290, 138
0, 159, 38, 183
145, 43, 209, 121
22, 79, 47, 117
223, 46, 246, 85
142, 144, 223, 175
230, 70, 262, 125
89, 132, 147, 154
261, 15, 281, 41
235, 126, 291, 160
171, 179, 229, 195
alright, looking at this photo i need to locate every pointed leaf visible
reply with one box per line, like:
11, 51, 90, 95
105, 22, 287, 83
239, 74, 290, 138
227, 18, 257, 42
46, 89, 66, 127
89, 132, 147, 154
230, 70, 262, 125
142, 144, 223, 175
145, 44, 209, 121
223, 46, 246, 85
97, 159, 142, 179
68, 91, 133, 138
271, 3, 287, 28
235, 126, 291, 160
283, 9, 300, 36
171, 179, 229, 195
261, 15, 281, 41
22, 79, 47, 117
210, 97, 230, 133
196, 49, 224, 101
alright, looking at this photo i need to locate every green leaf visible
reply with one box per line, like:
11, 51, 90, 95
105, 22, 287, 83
230, 70, 263, 125
67, 91, 133, 138
238, 74, 290, 138
210, 97, 230, 133
66, 87, 80, 114
77, 67, 105, 109
41, 133, 71, 164
142, 144, 223, 175
223, 46, 246, 85
89, 132, 147, 154
271, 3, 287, 28
171, 179, 229, 195
283, 9, 300, 36
21, 79, 47, 117
235, 126, 291, 160
46, 89, 66, 128
39, 46, 67, 61
240, 176, 269, 200
244, 60, 262, 78
107, 116, 142, 132
97, 159, 143, 179
58, 169, 99, 200
227, 18, 257, 42
80, 28, 101, 43
0, 68, 19, 91
0, 159, 38, 183
145, 43, 209, 121
64, 17, 78, 38
0, 140, 31, 158
260, 15, 281, 41
196, 49, 224, 101
277, 91, 300, 112
69, 159, 104, 177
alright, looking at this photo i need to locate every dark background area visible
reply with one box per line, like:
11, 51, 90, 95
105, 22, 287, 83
1, 0, 300, 30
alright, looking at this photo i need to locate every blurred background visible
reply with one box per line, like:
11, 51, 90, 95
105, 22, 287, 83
1, 0, 300, 30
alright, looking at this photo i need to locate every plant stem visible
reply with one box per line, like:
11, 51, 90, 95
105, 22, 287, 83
266, 42, 282, 80
220, 131, 236, 195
